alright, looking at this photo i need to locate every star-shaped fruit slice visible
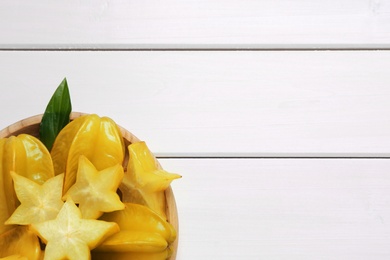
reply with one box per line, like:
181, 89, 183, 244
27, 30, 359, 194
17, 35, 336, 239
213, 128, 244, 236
120, 141, 181, 220
30, 198, 119, 260
63, 155, 125, 219
5, 172, 64, 225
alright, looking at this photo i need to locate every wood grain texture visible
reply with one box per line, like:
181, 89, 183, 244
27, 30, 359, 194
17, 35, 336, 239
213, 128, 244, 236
1, 51, 390, 157
1, 0, 390, 49
160, 158, 390, 259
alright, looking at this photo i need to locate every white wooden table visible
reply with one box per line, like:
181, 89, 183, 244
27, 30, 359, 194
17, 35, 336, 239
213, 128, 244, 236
1, 1, 390, 259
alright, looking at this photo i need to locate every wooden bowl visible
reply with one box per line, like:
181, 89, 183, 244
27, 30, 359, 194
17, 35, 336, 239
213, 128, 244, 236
0, 112, 179, 260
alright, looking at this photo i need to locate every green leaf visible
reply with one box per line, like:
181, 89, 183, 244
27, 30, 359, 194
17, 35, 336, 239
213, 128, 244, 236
39, 78, 72, 150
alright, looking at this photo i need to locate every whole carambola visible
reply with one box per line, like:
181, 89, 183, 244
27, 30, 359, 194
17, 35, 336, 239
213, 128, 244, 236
97, 203, 177, 252
50, 114, 125, 194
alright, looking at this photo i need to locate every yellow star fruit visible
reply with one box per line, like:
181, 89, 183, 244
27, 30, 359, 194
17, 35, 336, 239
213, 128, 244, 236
0, 135, 54, 234
100, 203, 176, 245
50, 114, 125, 194
5, 172, 64, 225
0, 226, 42, 260
30, 198, 119, 260
95, 231, 168, 253
120, 141, 181, 219
63, 155, 125, 219
95, 203, 176, 253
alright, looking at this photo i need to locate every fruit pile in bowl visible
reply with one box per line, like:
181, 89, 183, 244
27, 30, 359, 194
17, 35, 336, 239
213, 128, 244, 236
0, 79, 180, 260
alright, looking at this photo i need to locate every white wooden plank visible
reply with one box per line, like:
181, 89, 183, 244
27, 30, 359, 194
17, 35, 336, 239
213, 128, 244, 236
1, 0, 390, 49
160, 158, 390, 259
1, 51, 390, 156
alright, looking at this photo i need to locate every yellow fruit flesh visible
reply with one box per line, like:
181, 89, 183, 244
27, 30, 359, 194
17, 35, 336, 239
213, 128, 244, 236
0, 226, 42, 260
31, 198, 119, 260
63, 156, 124, 219
5, 173, 64, 225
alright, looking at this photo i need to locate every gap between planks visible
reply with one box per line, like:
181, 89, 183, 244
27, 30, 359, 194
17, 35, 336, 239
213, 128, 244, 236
156, 154, 390, 160
1, 45, 390, 52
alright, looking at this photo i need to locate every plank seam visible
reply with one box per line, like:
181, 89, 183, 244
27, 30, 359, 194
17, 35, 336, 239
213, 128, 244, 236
157, 156, 390, 160
1, 48, 390, 52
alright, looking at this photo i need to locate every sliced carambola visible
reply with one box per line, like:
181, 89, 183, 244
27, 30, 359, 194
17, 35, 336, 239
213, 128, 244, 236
30, 198, 119, 260
120, 142, 181, 220
5, 172, 64, 225
63, 156, 124, 219
51, 114, 125, 194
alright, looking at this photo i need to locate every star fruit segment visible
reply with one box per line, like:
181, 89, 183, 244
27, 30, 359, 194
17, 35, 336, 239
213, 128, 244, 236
63, 155, 125, 219
5, 172, 64, 225
0, 135, 55, 232
50, 114, 125, 194
96, 203, 177, 253
0, 226, 42, 260
99, 203, 177, 246
120, 141, 181, 220
95, 231, 168, 253
30, 198, 119, 260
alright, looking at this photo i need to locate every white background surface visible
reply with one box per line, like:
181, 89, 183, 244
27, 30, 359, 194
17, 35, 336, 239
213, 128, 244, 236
1, 1, 390, 259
